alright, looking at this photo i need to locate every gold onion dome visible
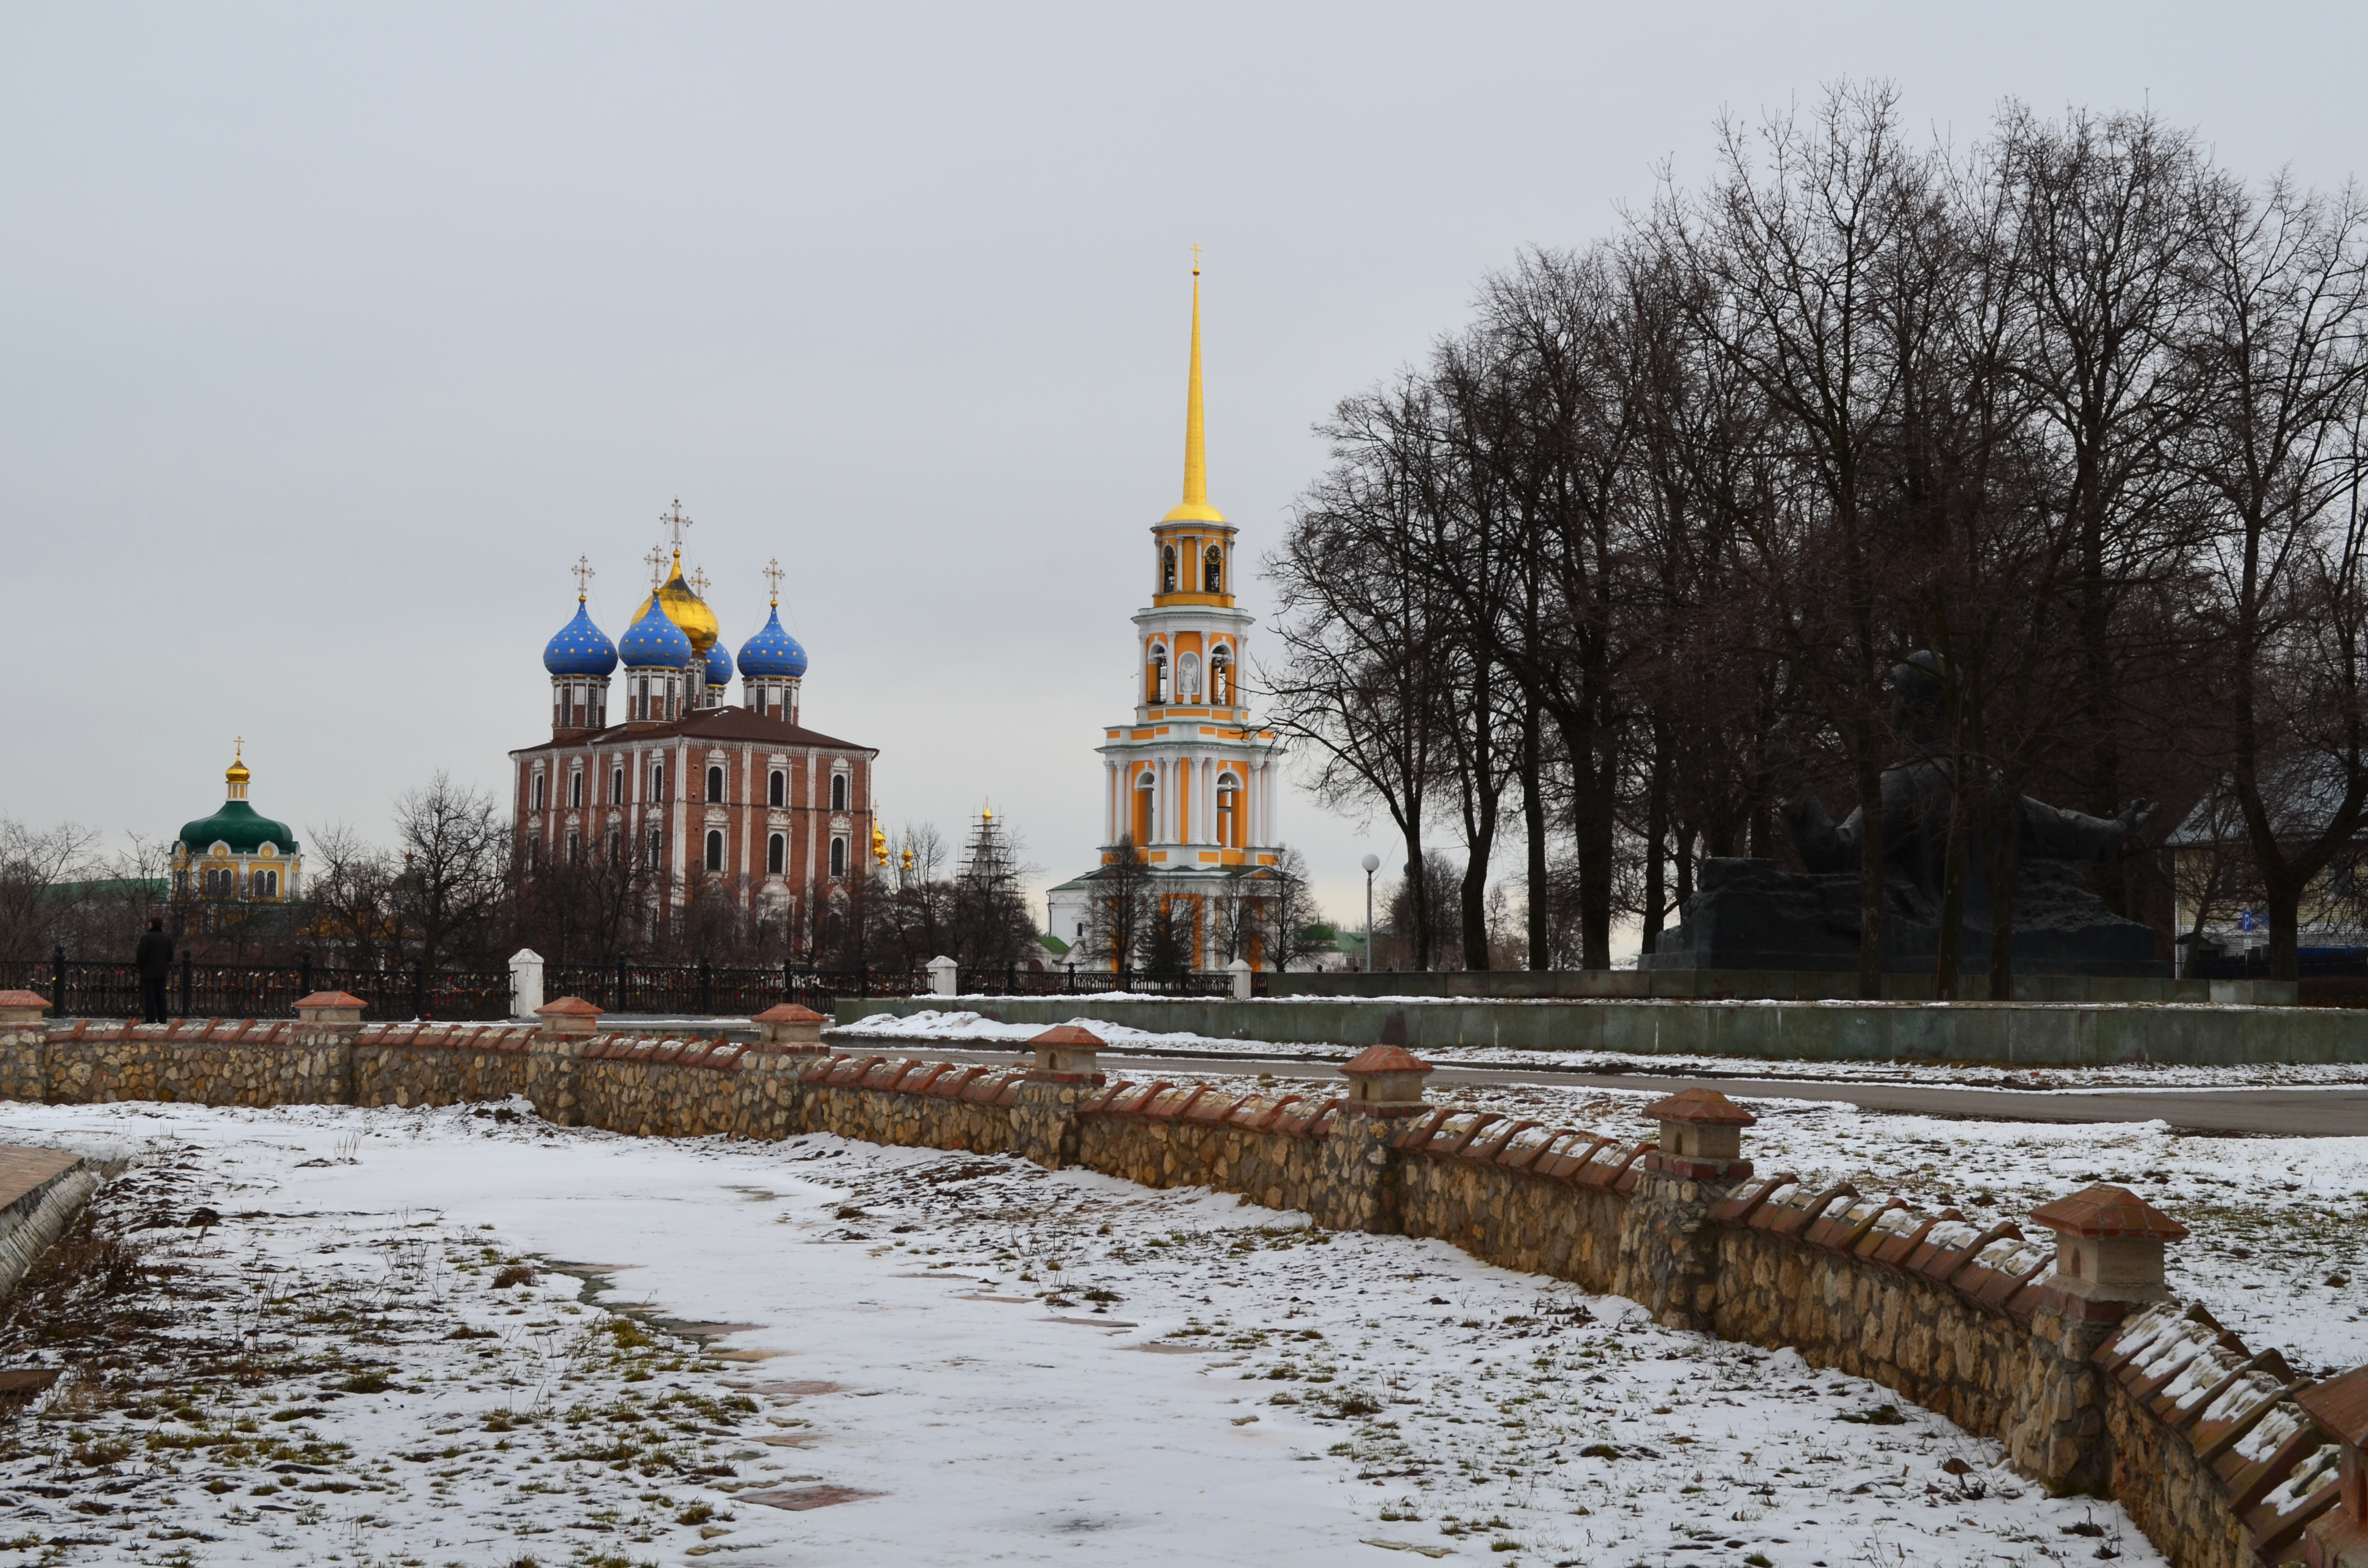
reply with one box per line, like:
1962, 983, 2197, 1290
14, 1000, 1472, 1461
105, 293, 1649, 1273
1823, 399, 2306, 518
638, 551, 721, 655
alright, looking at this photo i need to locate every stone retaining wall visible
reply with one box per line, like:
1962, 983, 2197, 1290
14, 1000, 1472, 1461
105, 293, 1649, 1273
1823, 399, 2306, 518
3, 1004, 2361, 1568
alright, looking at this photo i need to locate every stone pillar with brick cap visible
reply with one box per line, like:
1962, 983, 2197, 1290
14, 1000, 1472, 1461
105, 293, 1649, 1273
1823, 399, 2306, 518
2298, 1367, 2368, 1544
740, 1004, 832, 1138
528, 997, 602, 1126
0, 992, 49, 1103
290, 991, 367, 1103
1314, 1045, 1434, 1234
752, 1004, 828, 1052
1014, 1025, 1105, 1170
1617, 1087, 1757, 1330
2027, 1183, 2186, 1307
2018, 1183, 2192, 1495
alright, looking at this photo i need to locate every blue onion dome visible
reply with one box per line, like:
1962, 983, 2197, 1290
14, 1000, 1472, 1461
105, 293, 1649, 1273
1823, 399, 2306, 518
704, 638, 733, 688
618, 594, 693, 669
737, 604, 808, 679
542, 598, 618, 677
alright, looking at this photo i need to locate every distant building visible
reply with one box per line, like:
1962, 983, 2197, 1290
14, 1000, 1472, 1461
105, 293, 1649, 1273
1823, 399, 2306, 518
510, 520, 877, 941
1046, 262, 1286, 970
173, 744, 301, 904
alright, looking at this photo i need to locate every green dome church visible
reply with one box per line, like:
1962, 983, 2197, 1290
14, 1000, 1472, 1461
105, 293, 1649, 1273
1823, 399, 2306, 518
173, 742, 300, 902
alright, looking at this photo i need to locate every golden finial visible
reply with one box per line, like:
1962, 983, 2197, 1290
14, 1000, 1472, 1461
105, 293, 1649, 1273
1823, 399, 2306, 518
570, 554, 595, 602
226, 737, 250, 796
982, 797, 994, 823
762, 557, 785, 608
1162, 248, 1224, 525
871, 818, 888, 867
900, 837, 914, 873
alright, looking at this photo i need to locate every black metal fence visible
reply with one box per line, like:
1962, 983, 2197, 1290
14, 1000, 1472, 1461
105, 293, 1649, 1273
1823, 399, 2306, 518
953, 966, 1236, 998
540, 962, 923, 1017
1, 949, 511, 1022
2, 950, 1239, 1022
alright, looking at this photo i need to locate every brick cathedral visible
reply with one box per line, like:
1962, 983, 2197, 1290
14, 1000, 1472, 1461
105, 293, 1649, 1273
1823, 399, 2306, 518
511, 516, 876, 938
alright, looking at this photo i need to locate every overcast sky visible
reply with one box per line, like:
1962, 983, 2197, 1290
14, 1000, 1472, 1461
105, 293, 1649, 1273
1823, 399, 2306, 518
6, 2, 2363, 947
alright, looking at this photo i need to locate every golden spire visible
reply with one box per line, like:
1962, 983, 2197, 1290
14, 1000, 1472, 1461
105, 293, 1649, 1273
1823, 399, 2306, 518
226, 737, 250, 798
1162, 246, 1225, 524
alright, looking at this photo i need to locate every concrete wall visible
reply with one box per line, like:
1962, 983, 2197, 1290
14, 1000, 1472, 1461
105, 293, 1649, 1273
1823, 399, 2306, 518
5, 1011, 2362, 1567
837, 993, 2366, 1065
1266, 969, 2279, 1004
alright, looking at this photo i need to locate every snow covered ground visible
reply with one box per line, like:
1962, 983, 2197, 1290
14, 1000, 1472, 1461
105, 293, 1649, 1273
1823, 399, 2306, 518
0, 1099, 2198, 1568
831, 1006, 2368, 1089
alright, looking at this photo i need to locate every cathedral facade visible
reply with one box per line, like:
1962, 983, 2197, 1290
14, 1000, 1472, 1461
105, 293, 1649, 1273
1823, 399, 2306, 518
1046, 263, 1286, 970
511, 526, 876, 939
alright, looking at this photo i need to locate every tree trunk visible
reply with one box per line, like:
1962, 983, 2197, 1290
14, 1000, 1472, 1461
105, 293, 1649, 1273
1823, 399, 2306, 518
1521, 705, 1549, 970
1402, 828, 1430, 972
1641, 721, 1672, 956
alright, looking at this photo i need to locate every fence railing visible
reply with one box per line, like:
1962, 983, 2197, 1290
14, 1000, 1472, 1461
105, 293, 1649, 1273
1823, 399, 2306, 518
0, 951, 1233, 1022
540, 962, 923, 1017
1, 951, 512, 1022
953, 966, 1236, 998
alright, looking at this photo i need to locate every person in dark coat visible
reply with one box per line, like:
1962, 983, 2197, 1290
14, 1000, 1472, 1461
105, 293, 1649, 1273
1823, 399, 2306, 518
136, 918, 173, 1024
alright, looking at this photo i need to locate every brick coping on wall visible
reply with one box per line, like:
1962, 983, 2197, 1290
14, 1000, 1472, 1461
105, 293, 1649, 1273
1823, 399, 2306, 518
2, 1012, 2361, 1567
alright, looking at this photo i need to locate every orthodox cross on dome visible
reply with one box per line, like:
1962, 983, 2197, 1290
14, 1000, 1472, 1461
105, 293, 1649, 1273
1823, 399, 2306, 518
690, 565, 711, 600
660, 499, 694, 554
570, 554, 595, 602
643, 545, 668, 588
762, 557, 785, 607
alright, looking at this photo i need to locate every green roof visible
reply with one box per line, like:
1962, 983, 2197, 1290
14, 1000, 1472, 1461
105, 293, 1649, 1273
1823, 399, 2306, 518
178, 799, 298, 856
1037, 931, 1072, 956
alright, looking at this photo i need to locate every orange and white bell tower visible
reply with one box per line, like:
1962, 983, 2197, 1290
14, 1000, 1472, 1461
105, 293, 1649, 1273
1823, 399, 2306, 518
1048, 256, 1285, 970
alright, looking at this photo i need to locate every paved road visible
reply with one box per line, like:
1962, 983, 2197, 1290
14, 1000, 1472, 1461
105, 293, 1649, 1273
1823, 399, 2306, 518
839, 1037, 2368, 1138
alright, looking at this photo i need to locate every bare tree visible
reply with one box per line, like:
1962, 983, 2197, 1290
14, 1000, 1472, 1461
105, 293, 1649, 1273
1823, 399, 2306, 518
391, 774, 508, 970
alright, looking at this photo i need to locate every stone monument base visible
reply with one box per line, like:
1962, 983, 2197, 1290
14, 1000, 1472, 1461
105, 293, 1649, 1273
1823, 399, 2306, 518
1642, 857, 2167, 980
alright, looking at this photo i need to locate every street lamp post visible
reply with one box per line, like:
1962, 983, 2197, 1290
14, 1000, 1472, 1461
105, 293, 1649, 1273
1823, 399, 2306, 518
1360, 853, 1381, 974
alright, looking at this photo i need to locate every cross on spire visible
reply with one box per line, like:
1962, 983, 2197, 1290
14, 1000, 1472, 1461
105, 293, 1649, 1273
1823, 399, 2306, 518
643, 545, 668, 588
690, 565, 710, 599
659, 498, 693, 554
1190, 241, 1202, 277
570, 554, 595, 601
762, 557, 785, 606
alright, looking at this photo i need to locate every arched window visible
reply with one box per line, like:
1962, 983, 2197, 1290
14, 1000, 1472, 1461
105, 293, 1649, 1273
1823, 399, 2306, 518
568, 771, 583, 808
1161, 545, 1177, 593
565, 830, 580, 865
1204, 545, 1223, 592
769, 770, 785, 808
531, 774, 545, 812
829, 835, 847, 878
1147, 644, 1169, 703
611, 764, 624, 804
1133, 772, 1156, 845
646, 827, 663, 866
705, 829, 725, 872
1217, 772, 1242, 848
831, 772, 849, 813
254, 870, 278, 897
768, 833, 785, 875
1210, 648, 1231, 705
706, 765, 725, 803
651, 761, 666, 800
